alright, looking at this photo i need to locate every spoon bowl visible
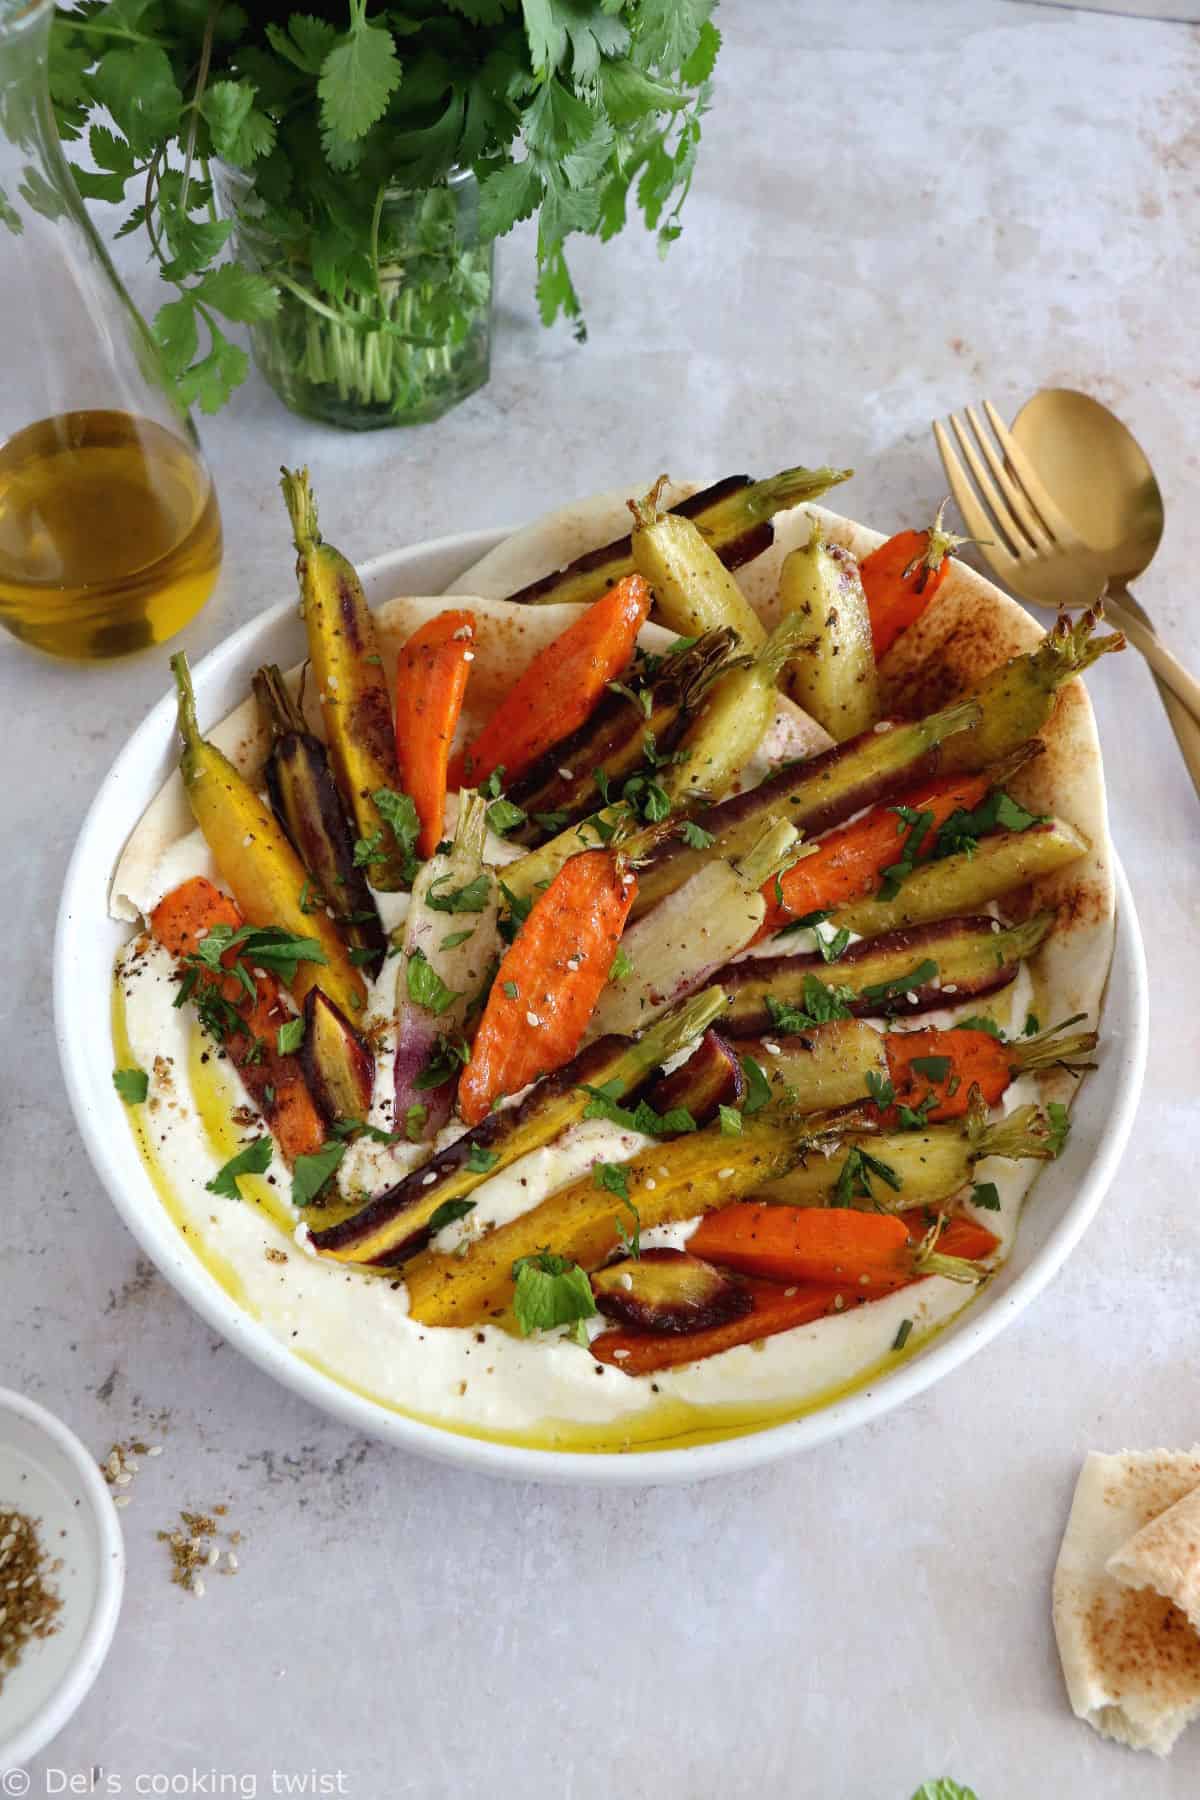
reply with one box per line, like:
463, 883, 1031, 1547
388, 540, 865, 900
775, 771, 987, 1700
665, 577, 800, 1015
1010, 387, 1165, 585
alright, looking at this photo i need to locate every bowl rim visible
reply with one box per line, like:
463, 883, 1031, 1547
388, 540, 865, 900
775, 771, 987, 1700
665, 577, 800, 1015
53, 526, 1149, 1486
0, 1387, 125, 1768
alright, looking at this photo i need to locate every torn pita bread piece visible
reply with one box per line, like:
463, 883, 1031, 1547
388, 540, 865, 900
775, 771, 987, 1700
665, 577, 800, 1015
1053, 1448, 1200, 1756
1109, 1480, 1200, 1635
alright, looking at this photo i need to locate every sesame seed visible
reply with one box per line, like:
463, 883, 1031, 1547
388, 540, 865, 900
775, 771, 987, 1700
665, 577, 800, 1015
613, 1348, 630, 1360
526, 1011, 541, 1028
558, 768, 574, 781
147, 1445, 163, 1457
114, 1472, 133, 1488
191, 1576, 206, 1598
718, 1167, 735, 1179
763, 1041, 781, 1055
942, 984, 958, 995
208, 1545, 221, 1566
833, 1294, 845, 1310
463, 650, 475, 662
328, 675, 338, 691
907, 992, 919, 1004
242, 834, 253, 848
226, 1552, 239, 1572
566, 958, 580, 971
645, 1178, 656, 1191
873, 720, 893, 734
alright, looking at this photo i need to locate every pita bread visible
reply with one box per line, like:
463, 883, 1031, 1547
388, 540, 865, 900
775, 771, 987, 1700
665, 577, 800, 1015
1108, 1480, 1200, 1634
1053, 1449, 1200, 1755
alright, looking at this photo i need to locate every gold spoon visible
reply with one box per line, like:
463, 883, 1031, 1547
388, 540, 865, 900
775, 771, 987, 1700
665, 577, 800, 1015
1010, 387, 1200, 799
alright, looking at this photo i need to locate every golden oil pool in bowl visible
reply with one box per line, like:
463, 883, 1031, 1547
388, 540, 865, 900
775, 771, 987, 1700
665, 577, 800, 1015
0, 409, 222, 660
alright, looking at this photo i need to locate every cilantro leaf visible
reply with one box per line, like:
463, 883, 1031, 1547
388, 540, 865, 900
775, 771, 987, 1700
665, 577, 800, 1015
373, 787, 422, 881
207, 1136, 273, 1199
865, 1070, 895, 1108
427, 873, 492, 915
512, 1252, 596, 1342
609, 946, 633, 982
112, 1065, 149, 1105
404, 1104, 427, 1142
318, 3, 402, 156
615, 1196, 641, 1259
910, 1055, 951, 1082
957, 1015, 1005, 1040
291, 1141, 347, 1208
679, 819, 716, 850
765, 975, 856, 1033
277, 1017, 305, 1056
971, 1181, 1002, 1212
486, 795, 527, 837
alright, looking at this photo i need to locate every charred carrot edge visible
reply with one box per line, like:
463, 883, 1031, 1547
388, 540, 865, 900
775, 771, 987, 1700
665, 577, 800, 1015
149, 876, 325, 1163
452, 573, 652, 788
394, 609, 476, 860
755, 767, 998, 941
456, 850, 638, 1126
591, 1278, 852, 1375
860, 502, 973, 659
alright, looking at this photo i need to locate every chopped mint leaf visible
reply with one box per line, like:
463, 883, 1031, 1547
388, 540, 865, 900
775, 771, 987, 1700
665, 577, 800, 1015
466, 1144, 499, 1175
615, 1196, 641, 1259
815, 926, 851, 964
740, 1054, 772, 1115
112, 1065, 149, 1105
765, 974, 856, 1032
511, 1252, 596, 1343
406, 949, 458, 1016
427, 874, 491, 914
717, 1104, 743, 1135
276, 1017, 305, 1055
1047, 1101, 1071, 1157
206, 1135, 273, 1199
427, 1197, 476, 1234
594, 1161, 630, 1200
860, 959, 938, 1004
609, 946, 633, 982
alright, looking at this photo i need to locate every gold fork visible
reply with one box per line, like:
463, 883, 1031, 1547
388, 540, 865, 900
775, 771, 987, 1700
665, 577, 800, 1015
934, 400, 1200, 727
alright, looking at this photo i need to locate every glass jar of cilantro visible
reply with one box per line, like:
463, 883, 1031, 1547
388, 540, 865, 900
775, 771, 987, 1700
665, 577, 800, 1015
215, 164, 493, 431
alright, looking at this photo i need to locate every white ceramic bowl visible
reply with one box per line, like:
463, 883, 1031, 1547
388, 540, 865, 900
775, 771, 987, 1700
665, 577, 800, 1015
0, 1389, 124, 1769
54, 528, 1149, 1485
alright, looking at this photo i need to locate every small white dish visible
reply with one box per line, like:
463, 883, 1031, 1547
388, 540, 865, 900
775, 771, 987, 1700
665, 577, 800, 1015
53, 527, 1149, 1484
0, 1390, 124, 1769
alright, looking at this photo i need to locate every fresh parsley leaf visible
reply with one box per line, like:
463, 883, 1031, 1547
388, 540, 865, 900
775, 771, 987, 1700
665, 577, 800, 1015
740, 1054, 772, 1115
406, 949, 458, 1016
206, 1136, 273, 1199
865, 1070, 895, 1108
936, 789, 1044, 860
486, 795, 527, 837
765, 975, 856, 1033
679, 819, 716, 850
878, 805, 935, 899
189, 923, 326, 983
892, 1318, 914, 1352
427, 1197, 476, 1235
615, 1196, 641, 1259
971, 1181, 1002, 1212
427, 874, 491, 914
277, 1017, 305, 1055
291, 1141, 346, 1208
640, 780, 672, 822
910, 1055, 951, 1082
440, 929, 475, 951
404, 1104, 427, 1142
112, 1065, 149, 1105
815, 926, 851, 964
1023, 1012, 1041, 1038
466, 1144, 499, 1175
957, 1014, 1005, 1040
717, 1104, 743, 1135
414, 1034, 469, 1091
533, 810, 571, 832
373, 787, 422, 881
860, 960, 938, 1004
594, 1161, 630, 1200
502, 980, 520, 1000
609, 946, 633, 982
511, 1251, 596, 1343
895, 1096, 938, 1131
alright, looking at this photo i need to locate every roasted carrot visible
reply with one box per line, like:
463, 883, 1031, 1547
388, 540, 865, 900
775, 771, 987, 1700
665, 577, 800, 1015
860, 502, 972, 659
394, 609, 476, 860
902, 1212, 1000, 1261
149, 876, 325, 1163
456, 849, 638, 1126
879, 1019, 1097, 1125
452, 574, 652, 788
689, 1205, 913, 1289
753, 767, 997, 941
591, 1277, 851, 1375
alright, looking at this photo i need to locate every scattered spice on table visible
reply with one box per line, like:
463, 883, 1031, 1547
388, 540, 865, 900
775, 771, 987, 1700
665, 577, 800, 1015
0, 1510, 63, 1695
99, 1437, 164, 1508
158, 1508, 242, 1597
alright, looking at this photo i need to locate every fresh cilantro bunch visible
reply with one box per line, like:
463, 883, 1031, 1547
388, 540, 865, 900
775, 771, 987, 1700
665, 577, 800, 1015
50, 1, 721, 414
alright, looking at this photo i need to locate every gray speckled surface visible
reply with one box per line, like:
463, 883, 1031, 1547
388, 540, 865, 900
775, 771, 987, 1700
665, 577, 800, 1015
3, 2, 1200, 1794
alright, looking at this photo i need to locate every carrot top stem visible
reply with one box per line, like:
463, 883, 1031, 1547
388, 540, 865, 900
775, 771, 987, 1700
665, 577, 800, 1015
735, 817, 803, 892
1011, 1015, 1098, 1078
967, 1096, 1056, 1161
902, 498, 983, 583
454, 788, 488, 861
280, 465, 320, 553
912, 1214, 989, 1284
1042, 603, 1126, 681
627, 473, 671, 532
170, 652, 202, 754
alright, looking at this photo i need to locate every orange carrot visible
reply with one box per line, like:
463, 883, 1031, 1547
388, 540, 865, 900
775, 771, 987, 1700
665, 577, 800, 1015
457, 850, 638, 1126
592, 1211, 1002, 1376
884, 1025, 1013, 1123
591, 1277, 852, 1375
689, 1204, 912, 1289
860, 502, 971, 659
754, 768, 994, 940
394, 608, 476, 859
149, 876, 325, 1163
452, 573, 652, 788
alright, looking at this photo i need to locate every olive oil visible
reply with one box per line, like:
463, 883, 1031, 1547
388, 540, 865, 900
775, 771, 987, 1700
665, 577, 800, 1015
0, 409, 221, 659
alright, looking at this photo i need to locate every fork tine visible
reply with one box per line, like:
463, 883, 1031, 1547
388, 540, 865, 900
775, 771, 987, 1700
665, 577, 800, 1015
946, 412, 1028, 562
932, 420, 1022, 579
982, 400, 1082, 545
964, 407, 1052, 552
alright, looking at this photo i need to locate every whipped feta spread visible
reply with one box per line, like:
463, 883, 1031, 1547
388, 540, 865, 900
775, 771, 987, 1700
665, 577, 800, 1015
114, 814, 1038, 1451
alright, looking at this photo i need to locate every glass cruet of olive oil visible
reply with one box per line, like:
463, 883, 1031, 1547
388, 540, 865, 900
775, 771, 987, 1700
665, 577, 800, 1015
0, 0, 222, 660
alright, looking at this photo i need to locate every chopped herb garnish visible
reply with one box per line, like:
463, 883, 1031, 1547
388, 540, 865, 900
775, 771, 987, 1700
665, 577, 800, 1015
615, 1196, 642, 1259
188, 923, 327, 985
718, 1104, 743, 1135
1047, 1101, 1071, 1157
895, 1095, 938, 1131
833, 1145, 902, 1208
533, 810, 571, 832
486, 795, 527, 837
329, 1117, 402, 1146
414, 1034, 470, 1091
957, 1014, 1005, 1040
892, 1318, 914, 1352
679, 819, 716, 850
765, 975, 856, 1032
741, 1054, 772, 1115
466, 1144, 499, 1175
511, 1252, 596, 1345
865, 1070, 895, 1108
609, 946, 633, 983
815, 926, 852, 963
352, 830, 386, 869
593, 1161, 630, 1200
112, 1066, 149, 1105
206, 1136, 273, 1199
499, 881, 532, 939
935, 788, 1045, 860
348, 947, 377, 966
502, 980, 520, 1000
910, 1055, 951, 1082
427, 1197, 476, 1234
971, 1181, 1002, 1212
276, 1017, 305, 1055
860, 959, 938, 1004
1023, 1012, 1041, 1038
291, 1141, 347, 1208
427, 874, 491, 914
640, 780, 672, 822
406, 949, 459, 1016
372, 787, 422, 882
440, 930, 475, 951
481, 767, 506, 799
298, 878, 324, 915
592, 767, 612, 805
404, 1104, 427, 1143
878, 805, 936, 900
